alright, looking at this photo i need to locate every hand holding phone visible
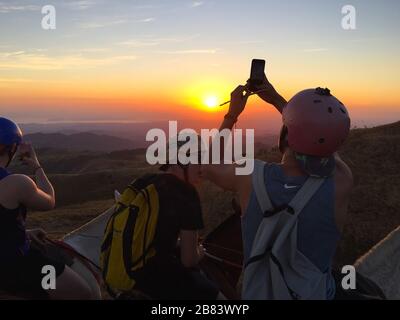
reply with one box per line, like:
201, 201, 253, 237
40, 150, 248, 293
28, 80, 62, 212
18, 142, 41, 170
248, 59, 266, 91
18, 143, 31, 161
219, 59, 267, 107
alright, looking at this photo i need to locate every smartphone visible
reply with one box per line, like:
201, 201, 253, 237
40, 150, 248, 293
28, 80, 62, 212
249, 59, 265, 91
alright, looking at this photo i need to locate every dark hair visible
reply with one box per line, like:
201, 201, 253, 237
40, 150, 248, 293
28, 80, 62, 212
159, 164, 170, 172
0, 145, 11, 157
0, 144, 17, 167
159, 135, 203, 172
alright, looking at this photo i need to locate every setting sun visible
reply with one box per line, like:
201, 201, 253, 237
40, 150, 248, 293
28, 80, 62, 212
204, 96, 219, 109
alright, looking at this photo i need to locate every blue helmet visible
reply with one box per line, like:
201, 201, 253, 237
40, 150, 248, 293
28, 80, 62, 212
0, 117, 23, 146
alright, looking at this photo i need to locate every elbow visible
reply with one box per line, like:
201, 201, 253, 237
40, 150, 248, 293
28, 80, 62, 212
47, 200, 56, 210
41, 198, 56, 211
48, 193, 56, 209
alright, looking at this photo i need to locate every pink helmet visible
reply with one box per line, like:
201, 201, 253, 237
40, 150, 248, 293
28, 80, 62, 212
282, 87, 351, 157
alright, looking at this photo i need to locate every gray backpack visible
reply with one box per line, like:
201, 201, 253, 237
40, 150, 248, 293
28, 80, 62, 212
242, 160, 329, 300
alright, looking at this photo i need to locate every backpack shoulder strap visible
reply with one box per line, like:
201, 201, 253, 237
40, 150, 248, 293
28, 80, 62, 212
252, 160, 274, 213
288, 177, 326, 218
130, 174, 157, 190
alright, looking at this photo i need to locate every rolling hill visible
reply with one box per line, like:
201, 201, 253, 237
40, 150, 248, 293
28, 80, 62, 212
24, 132, 137, 152
19, 121, 400, 268
334, 121, 400, 266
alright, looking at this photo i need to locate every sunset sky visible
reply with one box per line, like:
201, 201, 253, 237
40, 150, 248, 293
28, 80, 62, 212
0, 0, 399, 130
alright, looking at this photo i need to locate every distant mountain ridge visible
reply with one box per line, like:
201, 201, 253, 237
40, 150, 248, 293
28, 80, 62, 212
17, 120, 400, 269
25, 132, 136, 152
25, 130, 278, 152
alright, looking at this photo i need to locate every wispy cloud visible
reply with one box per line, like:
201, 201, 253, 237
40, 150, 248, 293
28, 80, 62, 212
138, 17, 155, 23
192, 1, 204, 8
302, 48, 329, 53
0, 77, 34, 83
78, 19, 128, 29
64, 47, 111, 54
133, 4, 163, 10
117, 35, 200, 48
160, 49, 218, 55
77, 16, 155, 29
117, 39, 160, 48
349, 38, 381, 43
64, 0, 97, 11
0, 3, 40, 13
79, 48, 110, 53
0, 50, 25, 57
226, 40, 265, 45
0, 51, 137, 70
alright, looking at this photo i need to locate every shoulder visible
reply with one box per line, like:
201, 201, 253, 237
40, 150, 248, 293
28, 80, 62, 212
334, 154, 354, 193
153, 173, 199, 199
3, 174, 36, 193
156, 173, 195, 189
333, 154, 353, 231
235, 159, 261, 185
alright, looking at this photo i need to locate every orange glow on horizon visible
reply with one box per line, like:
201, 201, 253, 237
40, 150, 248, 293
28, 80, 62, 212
0, 0, 399, 127
1, 66, 399, 126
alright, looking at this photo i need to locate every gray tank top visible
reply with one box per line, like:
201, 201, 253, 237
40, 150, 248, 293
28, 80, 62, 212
242, 162, 340, 299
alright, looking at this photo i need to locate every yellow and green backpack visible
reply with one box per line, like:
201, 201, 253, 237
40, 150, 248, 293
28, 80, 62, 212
100, 176, 159, 294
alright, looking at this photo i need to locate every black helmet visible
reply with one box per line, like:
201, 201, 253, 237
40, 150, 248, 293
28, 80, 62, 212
0, 117, 23, 167
0, 117, 23, 146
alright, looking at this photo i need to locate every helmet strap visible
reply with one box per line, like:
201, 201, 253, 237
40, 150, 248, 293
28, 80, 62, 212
278, 125, 289, 154
5, 146, 16, 168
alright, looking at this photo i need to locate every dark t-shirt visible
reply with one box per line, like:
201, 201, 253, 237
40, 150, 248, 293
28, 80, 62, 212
126, 174, 215, 299
140, 173, 204, 258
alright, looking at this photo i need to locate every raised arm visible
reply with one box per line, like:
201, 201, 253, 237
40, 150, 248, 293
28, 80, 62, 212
203, 85, 250, 191
333, 152, 354, 232
16, 143, 55, 211
203, 85, 253, 208
204, 77, 286, 209
14, 174, 55, 211
248, 74, 287, 113
219, 85, 250, 132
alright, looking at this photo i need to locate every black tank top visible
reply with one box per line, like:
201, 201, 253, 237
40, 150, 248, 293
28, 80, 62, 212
0, 168, 29, 259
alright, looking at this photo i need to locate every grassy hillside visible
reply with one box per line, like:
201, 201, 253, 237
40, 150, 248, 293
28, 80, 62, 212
22, 121, 400, 267
335, 121, 400, 265
28, 200, 114, 239
24, 132, 137, 152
